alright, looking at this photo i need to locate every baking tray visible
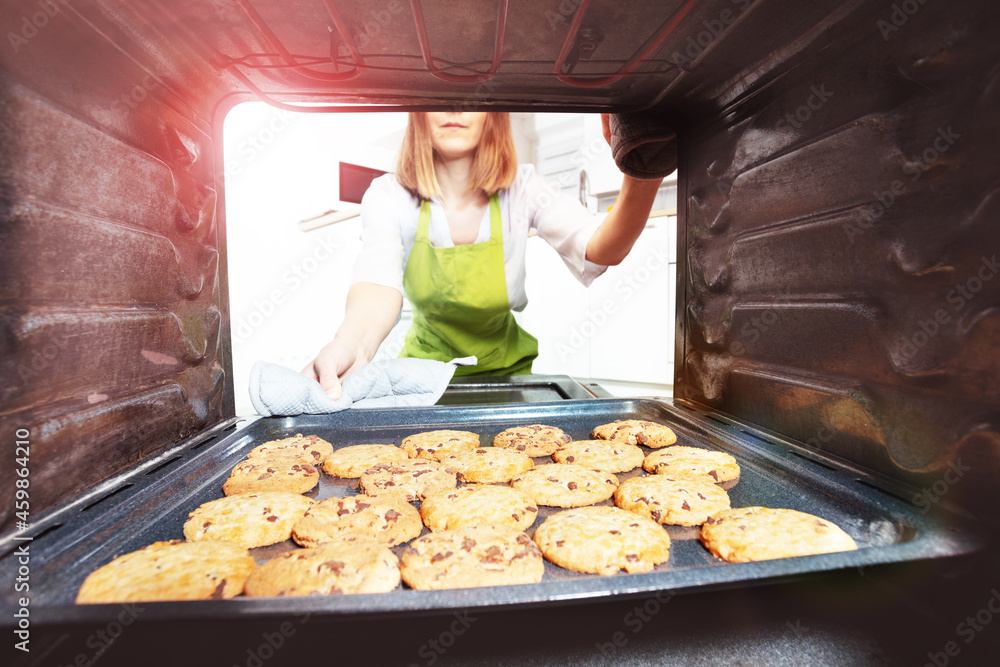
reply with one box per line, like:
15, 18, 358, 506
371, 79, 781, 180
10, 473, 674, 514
0, 398, 979, 626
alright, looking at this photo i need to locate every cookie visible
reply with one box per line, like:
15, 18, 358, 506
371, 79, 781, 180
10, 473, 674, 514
222, 458, 319, 496
592, 420, 677, 448
401, 430, 480, 461
76, 540, 255, 604
700, 507, 859, 563
443, 447, 533, 484
491, 424, 571, 457
183, 492, 315, 548
533, 506, 671, 575
420, 485, 538, 532
358, 459, 457, 501
642, 446, 740, 483
400, 527, 543, 590
510, 463, 618, 508
321, 444, 410, 479
614, 476, 730, 526
552, 440, 644, 473
247, 433, 334, 463
244, 540, 400, 597
292, 494, 422, 547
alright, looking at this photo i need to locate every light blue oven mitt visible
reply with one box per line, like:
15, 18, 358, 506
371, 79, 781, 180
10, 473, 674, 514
248, 357, 475, 417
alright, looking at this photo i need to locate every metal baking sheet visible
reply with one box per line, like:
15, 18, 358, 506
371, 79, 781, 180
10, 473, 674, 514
0, 399, 979, 625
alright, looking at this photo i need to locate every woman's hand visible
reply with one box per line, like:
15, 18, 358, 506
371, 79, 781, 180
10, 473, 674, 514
301, 337, 366, 401
301, 281, 403, 400
600, 113, 612, 146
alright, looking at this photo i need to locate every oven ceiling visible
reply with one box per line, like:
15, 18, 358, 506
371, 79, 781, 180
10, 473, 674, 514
100, 0, 858, 117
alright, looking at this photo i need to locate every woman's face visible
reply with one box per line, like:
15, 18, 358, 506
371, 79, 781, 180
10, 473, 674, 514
426, 112, 487, 161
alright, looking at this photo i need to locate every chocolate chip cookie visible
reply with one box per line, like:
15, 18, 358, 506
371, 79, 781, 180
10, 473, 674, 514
292, 494, 422, 547
183, 492, 315, 548
400, 527, 544, 590
510, 463, 618, 507
491, 424, 572, 457
222, 458, 319, 496
244, 540, 400, 596
76, 540, 255, 603
699, 507, 858, 563
533, 506, 671, 575
614, 475, 730, 526
592, 420, 677, 448
420, 485, 539, 532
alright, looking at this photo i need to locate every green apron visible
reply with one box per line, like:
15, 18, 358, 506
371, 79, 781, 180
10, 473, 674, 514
400, 194, 538, 376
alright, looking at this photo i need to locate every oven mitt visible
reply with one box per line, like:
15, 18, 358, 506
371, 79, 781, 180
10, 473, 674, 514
609, 111, 678, 180
248, 357, 476, 417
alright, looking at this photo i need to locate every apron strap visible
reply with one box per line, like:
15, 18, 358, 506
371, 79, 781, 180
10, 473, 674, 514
415, 199, 431, 244
488, 193, 501, 243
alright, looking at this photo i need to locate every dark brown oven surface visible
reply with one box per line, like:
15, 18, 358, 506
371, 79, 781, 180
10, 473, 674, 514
5, 399, 975, 623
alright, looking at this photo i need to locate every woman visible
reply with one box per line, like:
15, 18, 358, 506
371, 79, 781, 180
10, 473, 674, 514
303, 111, 663, 399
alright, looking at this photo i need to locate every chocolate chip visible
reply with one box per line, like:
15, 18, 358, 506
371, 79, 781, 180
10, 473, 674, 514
566, 456, 575, 463
708, 470, 719, 481
461, 537, 477, 552
697, 493, 706, 500
267, 515, 278, 522
210, 580, 227, 599
320, 560, 345, 574
337, 509, 350, 516
567, 481, 578, 490
651, 510, 662, 522
202, 521, 212, 528
556, 540, 565, 547
681, 501, 691, 511
385, 509, 401, 522
625, 554, 639, 562
355, 502, 370, 510
546, 477, 559, 483
636, 432, 649, 445
705, 516, 716, 524
526, 506, 537, 512
431, 550, 454, 562
609, 530, 620, 535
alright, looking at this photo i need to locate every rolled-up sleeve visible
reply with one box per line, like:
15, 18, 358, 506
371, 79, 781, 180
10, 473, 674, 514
350, 175, 406, 295
519, 166, 609, 287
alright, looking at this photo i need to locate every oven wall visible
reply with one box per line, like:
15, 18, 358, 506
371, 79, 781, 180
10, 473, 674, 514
0, 1, 233, 532
675, 0, 1000, 507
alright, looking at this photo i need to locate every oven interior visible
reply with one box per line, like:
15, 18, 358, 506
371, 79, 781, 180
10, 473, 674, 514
1, 0, 998, 664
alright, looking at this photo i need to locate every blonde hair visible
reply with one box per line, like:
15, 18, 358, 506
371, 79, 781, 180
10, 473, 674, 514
395, 112, 518, 200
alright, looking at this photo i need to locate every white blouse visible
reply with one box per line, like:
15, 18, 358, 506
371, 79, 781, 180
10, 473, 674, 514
351, 165, 608, 311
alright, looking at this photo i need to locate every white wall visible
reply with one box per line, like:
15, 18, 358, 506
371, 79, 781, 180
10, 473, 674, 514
224, 104, 408, 415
